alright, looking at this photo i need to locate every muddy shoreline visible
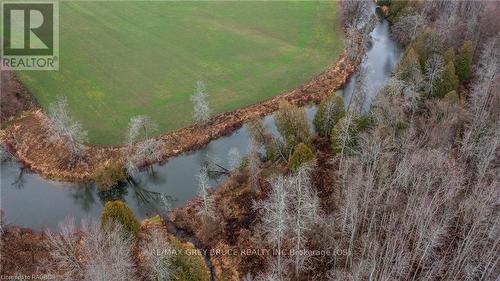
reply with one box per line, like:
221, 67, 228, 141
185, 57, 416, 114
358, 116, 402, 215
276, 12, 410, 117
0, 54, 357, 183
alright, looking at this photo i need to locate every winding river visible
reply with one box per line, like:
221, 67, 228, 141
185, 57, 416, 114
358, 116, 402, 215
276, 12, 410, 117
0, 9, 402, 230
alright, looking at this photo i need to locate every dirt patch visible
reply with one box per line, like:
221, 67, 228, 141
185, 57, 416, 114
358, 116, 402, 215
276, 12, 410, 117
0, 70, 38, 124
0, 227, 52, 276
0, 54, 357, 183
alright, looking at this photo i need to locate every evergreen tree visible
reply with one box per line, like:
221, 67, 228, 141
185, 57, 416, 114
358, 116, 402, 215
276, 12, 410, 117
455, 41, 473, 82
412, 30, 443, 69
100, 200, 140, 237
274, 101, 311, 154
434, 61, 459, 98
331, 115, 359, 155
288, 143, 314, 171
396, 47, 423, 86
313, 95, 345, 137
443, 47, 455, 65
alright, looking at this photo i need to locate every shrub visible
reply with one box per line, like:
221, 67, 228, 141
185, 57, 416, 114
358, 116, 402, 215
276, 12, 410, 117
94, 161, 127, 191
245, 117, 281, 161
288, 143, 314, 171
387, 0, 409, 22
455, 41, 473, 82
444, 90, 460, 104
313, 95, 345, 137
274, 101, 310, 153
100, 200, 140, 237
355, 114, 372, 132
245, 117, 267, 145
377, 0, 391, 6
263, 138, 281, 161
169, 237, 211, 281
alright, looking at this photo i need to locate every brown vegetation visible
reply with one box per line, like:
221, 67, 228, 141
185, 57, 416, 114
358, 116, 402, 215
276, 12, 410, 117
167, 2, 500, 279
0, 70, 37, 124
0, 217, 210, 280
0, 226, 53, 276
0, 54, 357, 183
170, 137, 337, 280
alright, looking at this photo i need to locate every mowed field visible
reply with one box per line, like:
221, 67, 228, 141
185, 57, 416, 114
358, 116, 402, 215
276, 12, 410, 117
16, 1, 343, 145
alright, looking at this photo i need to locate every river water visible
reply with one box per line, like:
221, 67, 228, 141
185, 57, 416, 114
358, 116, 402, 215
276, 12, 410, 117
0, 12, 401, 230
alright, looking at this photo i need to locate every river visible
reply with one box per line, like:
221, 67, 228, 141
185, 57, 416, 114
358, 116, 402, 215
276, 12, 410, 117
0, 10, 402, 230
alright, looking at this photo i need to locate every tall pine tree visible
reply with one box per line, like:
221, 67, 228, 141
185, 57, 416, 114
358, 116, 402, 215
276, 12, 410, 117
455, 41, 473, 82
396, 47, 423, 86
443, 47, 455, 65
434, 61, 459, 98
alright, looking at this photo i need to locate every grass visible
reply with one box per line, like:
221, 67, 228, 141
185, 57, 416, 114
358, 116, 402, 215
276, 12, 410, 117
16, 1, 343, 145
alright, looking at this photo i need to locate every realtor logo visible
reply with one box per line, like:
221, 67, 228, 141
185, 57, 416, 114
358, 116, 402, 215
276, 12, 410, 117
1, 1, 59, 70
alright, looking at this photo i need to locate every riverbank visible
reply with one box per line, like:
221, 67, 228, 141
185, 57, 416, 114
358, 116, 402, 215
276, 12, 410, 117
0, 217, 211, 279
168, 136, 338, 279
0, 54, 357, 183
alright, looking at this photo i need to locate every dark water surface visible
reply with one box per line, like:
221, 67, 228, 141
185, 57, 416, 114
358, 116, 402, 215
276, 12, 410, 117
0, 110, 315, 229
340, 18, 403, 108
1, 14, 401, 230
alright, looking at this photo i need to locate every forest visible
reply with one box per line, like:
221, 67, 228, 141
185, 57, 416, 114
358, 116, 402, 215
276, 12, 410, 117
1, 0, 499, 280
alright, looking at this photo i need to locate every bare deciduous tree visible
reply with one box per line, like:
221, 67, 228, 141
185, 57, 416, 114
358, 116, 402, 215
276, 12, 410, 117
47, 96, 88, 163
246, 117, 284, 161
254, 164, 320, 280
334, 64, 371, 169
46, 219, 136, 281
126, 115, 158, 146
333, 113, 357, 172
340, 0, 371, 29
402, 83, 420, 117
254, 175, 290, 279
345, 27, 363, 63
191, 81, 210, 123
348, 63, 370, 114
139, 229, 175, 281
435, 13, 464, 49
287, 165, 320, 280
227, 147, 241, 171
245, 117, 268, 146
124, 116, 161, 175
324, 62, 499, 279
392, 13, 426, 46
82, 220, 135, 281
250, 3, 500, 280
125, 139, 162, 175
196, 167, 215, 221
424, 54, 444, 97
462, 36, 499, 162
247, 140, 261, 192
45, 218, 83, 280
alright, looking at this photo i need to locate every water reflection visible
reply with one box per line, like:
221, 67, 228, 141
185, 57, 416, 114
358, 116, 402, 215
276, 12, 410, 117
12, 168, 26, 189
0, 14, 401, 230
341, 17, 403, 110
70, 185, 96, 212
0, 108, 317, 229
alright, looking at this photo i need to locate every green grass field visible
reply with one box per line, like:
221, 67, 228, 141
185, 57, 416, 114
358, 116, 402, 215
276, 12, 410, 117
16, 1, 343, 145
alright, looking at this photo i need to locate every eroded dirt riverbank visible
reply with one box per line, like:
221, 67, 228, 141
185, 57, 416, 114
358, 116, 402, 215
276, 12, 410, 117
0, 54, 357, 183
